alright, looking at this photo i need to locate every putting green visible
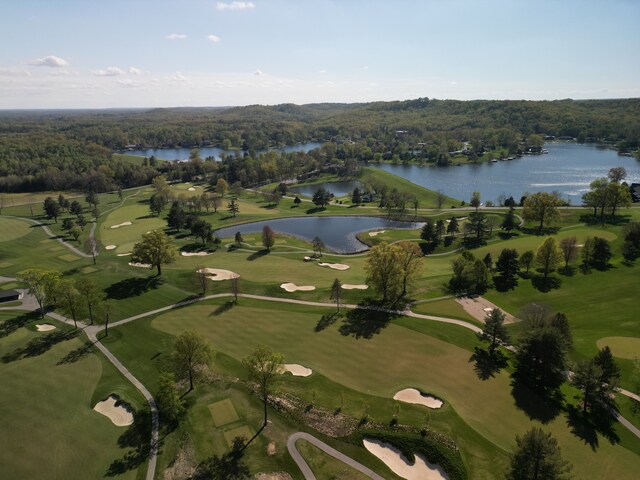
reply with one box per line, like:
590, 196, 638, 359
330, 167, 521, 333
597, 336, 640, 359
0, 217, 31, 243
208, 398, 240, 426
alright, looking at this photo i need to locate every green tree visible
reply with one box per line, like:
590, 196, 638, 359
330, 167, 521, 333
83, 236, 102, 265
621, 222, 640, 262
57, 279, 84, 328
514, 325, 568, 393
131, 230, 177, 276
470, 191, 481, 212
501, 208, 518, 235
536, 237, 562, 278
519, 250, 535, 274
76, 279, 104, 325
591, 237, 612, 268
522, 192, 562, 232
149, 193, 166, 216
396, 241, 424, 297
365, 242, 403, 303
216, 178, 229, 197
234, 231, 244, 246
593, 345, 620, 388
227, 198, 239, 217
495, 248, 520, 288
43, 197, 61, 223
172, 331, 214, 393
242, 345, 284, 437
606, 181, 631, 217
482, 308, 509, 353
62, 217, 75, 231
507, 427, 572, 480
608, 166, 627, 183
446, 217, 459, 239
312, 187, 332, 208
166, 201, 186, 232
351, 187, 362, 204
70, 200, 83, 216
69, 226, 82, 241
550, 313, 573, 351
559, 236, 578, 270
572, 359, 604, 413
262, 225, 275, 251
312, 236, 325, 257
421, 220, 436, 243
330, 278, 342, 312
191, 219, 214, 245
17, 268, 61, 318
156, 372, 185, 424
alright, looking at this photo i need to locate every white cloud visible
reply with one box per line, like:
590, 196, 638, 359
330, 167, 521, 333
253, 69, 263, 76
207, 35, 221, 43
117, 79, 143, 88
92, 67, 125, 76
0, 68, 31, 77
318, 69, 326, 74
216, 2, 255, 11
28, 55, 69, 67
128, 66, 143, 75
165, 33, 187, 40
450, 80, 458, 85
171, 71, 189, 82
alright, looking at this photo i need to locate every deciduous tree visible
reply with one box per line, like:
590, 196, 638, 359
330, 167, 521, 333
131, 230, 177, 276
262, 225, 275, 251
77, 279, 104, 325
172, 331, 214, 393
559, 236, 578, 270
522, 192, 562, 232
17, 268, 61, 318
156, 372, 185, 424
227, 198, 239, 217
365, 242, 403, 303
83, 236, 102, 265
535, 237, 562, 278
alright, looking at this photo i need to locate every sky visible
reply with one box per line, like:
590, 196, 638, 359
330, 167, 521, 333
1, 0, 639, 109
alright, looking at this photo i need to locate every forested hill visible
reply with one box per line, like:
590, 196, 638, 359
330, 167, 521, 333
1, 98, 639, 192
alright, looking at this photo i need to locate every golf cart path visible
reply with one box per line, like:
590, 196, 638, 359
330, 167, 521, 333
287, 432, 384, 480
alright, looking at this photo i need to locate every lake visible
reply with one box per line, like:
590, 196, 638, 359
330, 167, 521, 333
120, 142, 323, 161
371, 143, 640, 205
289, 180, 362, 198
215, 216, 423, 254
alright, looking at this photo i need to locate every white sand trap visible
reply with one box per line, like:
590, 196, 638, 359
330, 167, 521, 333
282, 364, 313, 377
181, 251, 212, 256
318, 262, 350, 271
188, 187, 196, 191
129, 262, 152, 268
303, 256, 313, 261
117, 253, 132, 257
341, 284, 369, 290
393, 388, 443, 409
36, 323, 56, 332
197, 268, 240, 280
93, 395, 134, 427
105, 245, 117, 250
280, 282, 315, 292
368, 230, 386, 237
110, 221, 132, 229
363, 439, 448, 480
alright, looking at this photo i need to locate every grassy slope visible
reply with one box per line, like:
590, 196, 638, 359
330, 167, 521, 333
0, 311, 145, 479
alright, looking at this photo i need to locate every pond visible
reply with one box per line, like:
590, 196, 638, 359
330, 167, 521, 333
371, 142, 640, 205
289, 180, 362, 198
120, 142, 323, 161
215, 216, 423, 254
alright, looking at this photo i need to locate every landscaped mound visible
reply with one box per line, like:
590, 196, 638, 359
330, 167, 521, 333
317, 262, 350, 271
341, 284, 368, 290
110, 221, 132, 229
280, 283, 315, 292
93, 395, 134, 426
363, 438, 448, 480
197, 268, 240, 280
281, 364, 312, 377
394, 388, 443, 409
35, 324, 56, 332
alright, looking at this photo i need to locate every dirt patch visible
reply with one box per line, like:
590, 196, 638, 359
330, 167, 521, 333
267, 441, 277, 456
280, 282, 315, 292
455, 296, 516, 324
163, 438, 197, 480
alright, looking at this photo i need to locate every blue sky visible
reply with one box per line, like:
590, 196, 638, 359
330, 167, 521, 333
1, 0, 639, 108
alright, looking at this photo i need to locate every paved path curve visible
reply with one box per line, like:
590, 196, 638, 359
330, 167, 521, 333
287, 432, 384, 480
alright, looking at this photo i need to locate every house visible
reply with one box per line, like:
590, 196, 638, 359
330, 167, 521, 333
630, 183, 640, 203
0, 289, 23, 304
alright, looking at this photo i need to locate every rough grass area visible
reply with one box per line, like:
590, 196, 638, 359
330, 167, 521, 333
296, 440, 371, 480
596, 337, 640, 360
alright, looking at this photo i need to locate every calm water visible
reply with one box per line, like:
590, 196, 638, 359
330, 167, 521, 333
121, 142, 322, 161
372, 143, 640, 204
215, 216, 423, 254
289, 181, 362, 198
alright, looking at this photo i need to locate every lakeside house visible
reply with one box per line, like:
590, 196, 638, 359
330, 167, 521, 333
630, 183, 640, 203
0, 289, 23, 303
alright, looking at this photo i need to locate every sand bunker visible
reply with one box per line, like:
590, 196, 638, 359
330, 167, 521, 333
129, 262, 152, 268
318, 262, 350, 271
117, 253, 132, 257
368, 230, 386, 237
393, 388, 443, 409
341, 284, 369, 290
363, 439, 448, 480
181, 251, 212, 256
188, 187, 196, 191
281, 364, 313, 377
197, 268, 239, 281
280, 282, 315, 292
105, 245, 117, 250
93, 395, 134, 427
455, 296, 516, 324
36, 324, 56, 332
110, 221, 132, 229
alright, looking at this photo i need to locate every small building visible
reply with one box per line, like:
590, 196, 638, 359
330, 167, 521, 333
630, 183, 640, 203
0, 289, 23, 303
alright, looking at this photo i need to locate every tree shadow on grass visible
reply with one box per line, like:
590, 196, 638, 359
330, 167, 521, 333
339, 301, 399, 339
247, 250, 269, 261
531, 275, 561, 293
210, 301, 235, 316
2, 329, 80, 363
469, 347, 508, 380
106, 409, 153, 477
0, 311, 40, 338
105, 276, 163, 300
493, 276, 518, 292
314, 312, 340, 332
57, 338, 95, 365
510, 378, 561, 424
565, 404, 620, 451
306, 206, 326, 215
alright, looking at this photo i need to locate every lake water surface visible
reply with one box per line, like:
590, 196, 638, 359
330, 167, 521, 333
215, 216, 423, 254
121, 142, 322, 161
371, 143, 640, 204
289, 181, 362, 198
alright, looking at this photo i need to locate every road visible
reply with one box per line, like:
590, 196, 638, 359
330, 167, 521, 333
287, 432, 384, 480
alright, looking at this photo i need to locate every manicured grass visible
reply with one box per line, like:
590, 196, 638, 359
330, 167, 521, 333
0, 311, 145, 480
411, 298, 479, 324
296, 440, 371, 480
147, 298, 640, 479
0, 217, 31, 242
208, 398, 240, 426
98, 200, 166, 253
596, 337, 640, 360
